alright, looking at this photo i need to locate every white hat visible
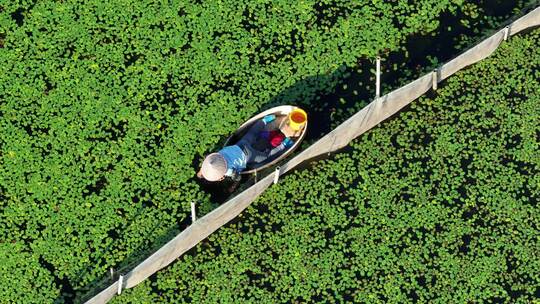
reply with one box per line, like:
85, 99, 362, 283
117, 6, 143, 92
201, 153, 227, 181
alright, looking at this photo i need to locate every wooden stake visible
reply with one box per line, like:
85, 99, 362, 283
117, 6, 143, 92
191, 201, 196, 223
273, 167, 280, 184
432, 69, 438, 91
117, 275, 123, 295
376, 56, 381, 99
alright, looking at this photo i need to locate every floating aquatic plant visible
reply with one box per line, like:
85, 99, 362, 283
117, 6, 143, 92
0, 0, 536, 302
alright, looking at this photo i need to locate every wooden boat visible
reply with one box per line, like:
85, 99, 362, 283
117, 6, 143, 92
224, 105, 308, 174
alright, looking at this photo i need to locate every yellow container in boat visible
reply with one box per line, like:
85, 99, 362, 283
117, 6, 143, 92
288, 108, 307, 131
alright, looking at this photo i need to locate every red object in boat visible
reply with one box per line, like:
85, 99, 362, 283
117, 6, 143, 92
260, 130, 285, 148
269, 130, 285, 147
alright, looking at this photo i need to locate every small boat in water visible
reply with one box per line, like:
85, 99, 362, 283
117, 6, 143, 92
224, 105, 308, 174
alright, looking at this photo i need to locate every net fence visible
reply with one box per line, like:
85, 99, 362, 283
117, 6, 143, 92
85, 6, 540, 303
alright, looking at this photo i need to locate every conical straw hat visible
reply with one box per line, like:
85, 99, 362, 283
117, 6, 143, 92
201, 153, 227, 181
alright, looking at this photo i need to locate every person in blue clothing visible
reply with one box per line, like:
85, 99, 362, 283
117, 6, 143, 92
197, 114, 303, 182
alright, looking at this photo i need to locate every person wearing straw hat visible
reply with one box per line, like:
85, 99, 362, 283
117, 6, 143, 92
197, 109, 307, 182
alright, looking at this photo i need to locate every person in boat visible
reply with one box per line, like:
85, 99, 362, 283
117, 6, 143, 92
197, 111, 306, 182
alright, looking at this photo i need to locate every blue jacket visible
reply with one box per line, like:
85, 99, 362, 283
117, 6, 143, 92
219, 117, 291, 180
218, 145, 247, 179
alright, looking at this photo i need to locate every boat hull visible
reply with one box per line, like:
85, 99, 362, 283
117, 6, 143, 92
224, 105, 308, 174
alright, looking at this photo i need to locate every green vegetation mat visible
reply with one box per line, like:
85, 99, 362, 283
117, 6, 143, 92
113, 28, 540, 303
0, 0, 536, 302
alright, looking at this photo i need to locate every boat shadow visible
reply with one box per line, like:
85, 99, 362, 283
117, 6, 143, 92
195, 65, 354, 204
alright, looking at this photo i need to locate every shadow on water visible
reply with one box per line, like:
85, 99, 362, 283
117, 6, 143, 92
194, 67, 349, 204
267, 0, 540, 176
